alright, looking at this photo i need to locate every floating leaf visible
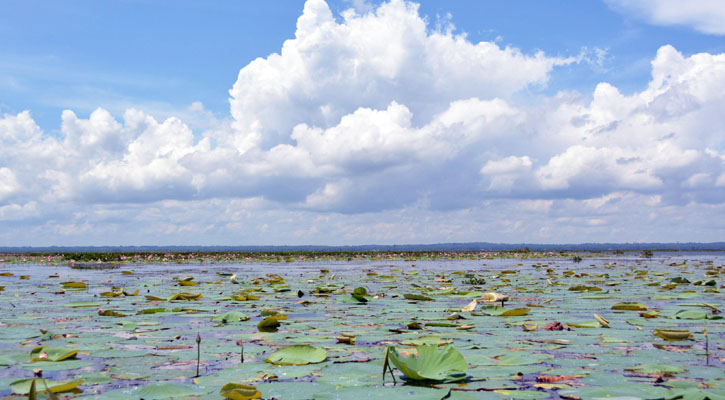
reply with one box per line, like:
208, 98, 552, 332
568, 285, 601, 292
387, 344, 467, 381
461, 299, 477, 312
63, 301, 100, 308
566, 321, 600, 328
674, 309, 708, 320
639, 310, 659, 318
401, 335, 452, 346
137, 307, 166, 315
403, 294, 433, 301
10, 378, 83, 395
98, 309, 127, 317
479, 305, 529, 317
425, 322, 459, 327
265, 345, 327, 365
611, 302, 648, 311
168, 292, 203, 301
499, 308, 530, 317
653, 329, 693, 341
30, 346, 78, 362
61, 281, 86, 289
352, 287, 368, 296
625, 364, 685, 376
221, 383, 262, 400
593, 313, 610, 328
257, 315, 288, 332
212, 311, 250, 323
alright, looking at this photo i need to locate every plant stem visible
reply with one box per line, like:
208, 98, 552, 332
195, 333, 201, 377
704, 328, 709, 366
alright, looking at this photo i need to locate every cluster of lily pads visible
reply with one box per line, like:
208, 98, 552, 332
0, 250, 577, 266
0, 252, 723, 399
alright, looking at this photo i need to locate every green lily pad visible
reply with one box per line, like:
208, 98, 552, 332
220, 383, 262, 399
625, 363, 685, 376
10, 378, 84, 394
265, 345, 327, 366
401, 335, 452, 346
63, 301, 100, 308
212, 311, 250, 323
611, 302, 648, 311
674, 309, 708, 320
30, 346, 78, 362
403, 293, 434, 301
387, 344, 467, 381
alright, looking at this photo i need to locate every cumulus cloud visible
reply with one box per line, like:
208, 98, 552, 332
1, 0, 724, 244
605, 0, 725, 35
228, 0, 569, 149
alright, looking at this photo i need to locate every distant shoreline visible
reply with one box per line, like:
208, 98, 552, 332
1, 242, 724, 253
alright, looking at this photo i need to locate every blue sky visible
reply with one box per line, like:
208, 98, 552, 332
1, 0, 724, 245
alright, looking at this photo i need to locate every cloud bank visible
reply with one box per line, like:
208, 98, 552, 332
1, 0, 724, 245
606, 0, 725, 35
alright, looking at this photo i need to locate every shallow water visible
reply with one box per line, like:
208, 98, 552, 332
0, 252, 723, 399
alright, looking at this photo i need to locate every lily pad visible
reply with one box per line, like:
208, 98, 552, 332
220, 383, 262, 399
625, 364, 685, 376
30, 346, 78, 362
387, 344, 467, 381
611, 302, 648, 311
653, 329, 693, 341
168, 292, 203, 301
212, 311, 250, 323
265, 345, 327, 366
10, 378, 84, 395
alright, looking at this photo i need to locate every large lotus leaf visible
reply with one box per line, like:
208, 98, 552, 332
387, 344, 467, 381
265, 345, 327, 365
212, 311, 250, 323
10, 378, 84, 394
30, 346, 78, 362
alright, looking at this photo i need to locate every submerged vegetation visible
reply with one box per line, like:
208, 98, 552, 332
0, 252, 723, 399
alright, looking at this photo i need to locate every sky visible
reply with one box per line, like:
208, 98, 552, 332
1, 0, 724, 246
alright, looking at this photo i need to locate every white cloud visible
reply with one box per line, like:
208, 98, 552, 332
1, 1, 725, 244
228, 0, 569, 149
605, 0, 725, 35
0, 168, 19, 201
